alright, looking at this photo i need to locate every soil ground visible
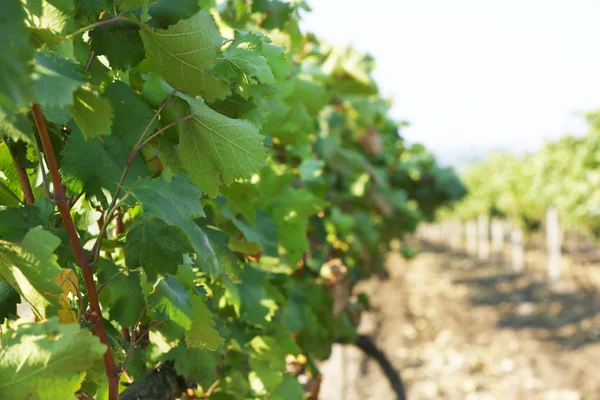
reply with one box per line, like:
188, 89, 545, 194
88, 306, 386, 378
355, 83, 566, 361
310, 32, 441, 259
320, 242, 600, 400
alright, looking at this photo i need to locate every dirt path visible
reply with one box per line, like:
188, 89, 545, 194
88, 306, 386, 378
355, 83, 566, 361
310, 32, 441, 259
324, 244, 600, 400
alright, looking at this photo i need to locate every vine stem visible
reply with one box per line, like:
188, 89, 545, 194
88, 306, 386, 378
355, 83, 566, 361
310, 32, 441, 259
6, 139, 34, 204
31, 104, 120, 400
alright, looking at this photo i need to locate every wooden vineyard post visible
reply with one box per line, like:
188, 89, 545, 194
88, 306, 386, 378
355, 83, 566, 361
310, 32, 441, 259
546, 207, 562, 281
510, 226, 524, 272
477, 215, 490, 261
466, 220, 477, 256
491, 219, 505, 263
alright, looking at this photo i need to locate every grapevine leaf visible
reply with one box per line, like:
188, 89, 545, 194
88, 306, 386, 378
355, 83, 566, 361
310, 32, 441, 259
55, 268, 78, 323
89, 19, 145, 71
33, 48, 84, 108
214, 32, 275, 97
271, 188, 327, 264
237, 267, 277, 326
0, 205, 48, 241
252, 0, 293, 30
0, 227, 63, 319
96, 260, 146, 327
220, 181, 260, 223
0, 318, 106, 400
147, 0, 201, 28
67, 89, 113, 140
184, 295, 223, 350
262, 43, 291, 79
224, 209, 279, 257
60, 127, 150, 207
0, 278, 20, 321
148, 275, 192, 329
130, 175, 205, 222
131, 176, 227, 277
0, 141, 29, 204
0, 0, 35, 117
172, 346, 219, 388
273, 374, 305, 400
139, 11, 231, 102
174, 95, 267, 197
102, 81, 159, 148
246, 335, 287, 393
125, 218, 194, 281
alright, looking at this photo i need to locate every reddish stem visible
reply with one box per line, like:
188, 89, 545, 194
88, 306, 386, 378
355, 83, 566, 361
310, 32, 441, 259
6, 141, 34, 204
31, 104, 120, 400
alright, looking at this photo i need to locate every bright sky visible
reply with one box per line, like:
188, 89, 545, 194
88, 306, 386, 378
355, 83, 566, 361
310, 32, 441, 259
300, 0, 600, 163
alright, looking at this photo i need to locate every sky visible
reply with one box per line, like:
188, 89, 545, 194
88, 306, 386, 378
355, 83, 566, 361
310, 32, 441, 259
300, 0, 600, 164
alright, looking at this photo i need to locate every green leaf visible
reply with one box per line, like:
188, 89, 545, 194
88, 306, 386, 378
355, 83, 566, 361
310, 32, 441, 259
148, 275, 192, 329
214, 32, 275, 97
0, 278, 20, 321
220, 181, 260, 223
131, 176, 228, 277
60, 128, 150, 207
139, 11, 230, 102
0, 318, 106, 400
237, 267, 277, 326
262, 42, 290, 79
147, 0, 201, 28
102, 81, 158, 148
0, 205, 48, 241
125, 218, 194, 281
0, 0, 35, 116
184, 295, 223, 350
271, 188, 327, 264
172, 346, 219, 388
96, 260, 146, 327
89, 20, 145, 71
273, 374, 305, 400
252, 0, 293, 30
33, 48, 85, 108
0, 227, 63, 319
224, 209, 279, 257
173, 95, 267, 197
68, 89, 113, 140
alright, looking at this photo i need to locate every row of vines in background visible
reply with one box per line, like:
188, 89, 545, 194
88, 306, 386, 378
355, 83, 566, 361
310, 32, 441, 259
0, 1, 465, 399
447, 110, 600, 238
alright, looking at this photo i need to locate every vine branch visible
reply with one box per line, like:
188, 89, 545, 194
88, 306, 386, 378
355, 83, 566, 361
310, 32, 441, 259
31, 104, 120, 400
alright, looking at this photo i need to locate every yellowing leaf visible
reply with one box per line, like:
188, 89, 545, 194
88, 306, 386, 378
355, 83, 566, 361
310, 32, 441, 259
55, 269, 78, 324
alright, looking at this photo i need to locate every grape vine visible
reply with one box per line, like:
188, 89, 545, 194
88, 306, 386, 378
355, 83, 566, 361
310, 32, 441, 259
0, 1, 464, 399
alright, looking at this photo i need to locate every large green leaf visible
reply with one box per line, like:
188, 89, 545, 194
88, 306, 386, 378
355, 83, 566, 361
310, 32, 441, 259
0, 318, 105, 400
184, 295, 223, 350
102, 81, 158, 148
67, 89, 113, 140
96, 260, 146, 327
214, 32, 275, 97
60, 127, 150, 207
0, 0, 35, 116
237, 267, 277, 327
125, 218, 194, 281
33, 48, 84, 108
172, 95, 267, 197
0, 278, 20, 321
0, 227, 63, 319
89, 19, 145, 71
139, 11, 230, 102
148, 275, 192, 329
131, 176, 229, 277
